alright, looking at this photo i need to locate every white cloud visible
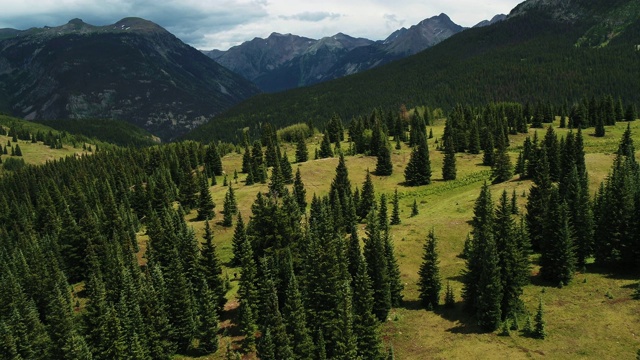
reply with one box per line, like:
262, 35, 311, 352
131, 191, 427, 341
0, 0, 523, 50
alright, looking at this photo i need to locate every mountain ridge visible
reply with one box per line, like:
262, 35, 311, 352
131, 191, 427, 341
0, 18, 260, 140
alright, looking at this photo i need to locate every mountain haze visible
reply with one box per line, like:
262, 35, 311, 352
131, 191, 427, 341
0, 17, 260, 140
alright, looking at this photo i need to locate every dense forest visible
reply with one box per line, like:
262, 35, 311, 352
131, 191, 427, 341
184, 8, 640, 143
1, 95, 639, 358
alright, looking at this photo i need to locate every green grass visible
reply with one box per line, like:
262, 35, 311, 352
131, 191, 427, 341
178, 120, 640, 360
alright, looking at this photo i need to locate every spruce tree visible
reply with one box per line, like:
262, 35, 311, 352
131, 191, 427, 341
363, 209, 391, 321
540, 194, 576, 286
231, 213, 246, 267
444, 281, 456, 308
474, 227, 503, 332
196, 175, 215, 221
319, 131, 333, 158
411, 199, 419, 217
237, 224, 258, 351
200, 220, 226, 313
375, 140, 393, 176
358, 170, 376, 220
404, 130, 431, 186
492, 133, 512, 184
281, 268, 313, 359
390, 188, 401, 225
442, 129, 457, 181
280, 151, 294, 184
221, 187, 235, 227
352, 252, 384, 360
295, 135, 308, 163
418, 228, 441, 309
533, 299, 547, 339
292, 168, 307, 212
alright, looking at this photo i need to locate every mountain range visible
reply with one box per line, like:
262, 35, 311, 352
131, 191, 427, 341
186, 0, 640, 142
204, 13, 472, 92
0, 17, 259, 140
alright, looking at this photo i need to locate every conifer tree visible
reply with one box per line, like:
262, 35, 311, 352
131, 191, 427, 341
351, 252, 384, 360
358, 170, 376, 220
385, 228, 404, 307
474, 227, 503, 331
442, 129, 457, 181
281, 267, 313, 359
468, 120, 481, 154
391, 188, 401, 225
363, 209, 391, 321
418, 228, 441, 309
292, 168, 307, 212
540, 193, 576, 286
319, 131, 333, 158
280, 151, 294, 184
237, 223, 258, 351
526, 147, 552, 251
533, 299, 546, 339
295, 135, 308, 163
221, 186, 236, 227
375, 139, 393, 176
200, 221, 226, 313
198, 286, 220, 354
205, 142, 223, 176
483, 132, 495, 166
241, 145, 252, 173
268, 160, 285, 196
411, 199, 419, 217
444, 281, 456, 308
492, 133, 512, 184
404, 130, 431, 186
231, 213, 246, 267
196, 175, 215, 220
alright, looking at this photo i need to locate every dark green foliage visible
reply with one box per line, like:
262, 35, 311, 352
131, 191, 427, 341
533, 299, 547, 339
237, 226, 258, 352
200, 221, 226, 313
319, 131, 333, 158
205, 142, 224, 177
404, 130, 432, 186
418, 229, 441, 309
292, 168, 307, 212
358, 170, 376, 220
363, 209, 391, 322
491, 133, 512, 184
474, 227, 503, 332
222, 185, 237, 227
295, 135, 308, 163
280, 151, 294, 184
281, 268, 314, 359
375, 139, 393, 176
196, 175, 215, 221
526, 147, 552, 251
231, 213, 246, 270
411, 199, 419, 217
384, 228, 404, 308
540, 193, 577, 286
390, 189, 401, 225
351, 251, 384, 360
12, 144, 21, 156
482, 132, 495, 166
442, 126, 457, 181
625, 104, 637, 122
444, 281, 455, 308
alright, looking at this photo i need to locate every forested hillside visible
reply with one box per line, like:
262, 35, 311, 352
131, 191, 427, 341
186, 1, 640, 143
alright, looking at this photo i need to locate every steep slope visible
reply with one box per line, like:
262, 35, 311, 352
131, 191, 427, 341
0, 18, 260, 140
185, 0, 640, 143
205, 14, 464, 92
473, 14, 507, 28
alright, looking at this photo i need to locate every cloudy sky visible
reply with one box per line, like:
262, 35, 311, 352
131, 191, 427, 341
0, 0, 524, 50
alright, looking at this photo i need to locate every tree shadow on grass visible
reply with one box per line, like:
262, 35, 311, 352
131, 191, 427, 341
583, 263, 639, 281
433, 303, 484, 334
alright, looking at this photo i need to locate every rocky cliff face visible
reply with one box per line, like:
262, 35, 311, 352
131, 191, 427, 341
0, 18, 260, 140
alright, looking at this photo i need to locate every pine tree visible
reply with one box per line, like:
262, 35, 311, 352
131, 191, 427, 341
444, 281, 455, 308
418, 228, 441, 309
196, 175, 215, 221
13, 144, 22, 156
295, 135, 308, 163
358, 170, 376, 220
200, 220, 226, 313
411, 199, 419, 217
281, 267, 314, 359
491, 133, 512, 184
404, 130, 431, 186
237, 224, 258, 351
351, 251, 384, 360
231, 213, 246, 268
390, 188, 401, 225
319, 131, 333, 158
475, 227, 503, 332
540, 194, 576, 286
198, 286, 220, 354
442, 129, 457, 181
221, 186, 236, 227
483, 132, 495, 166
375, 139, 393, 176
292, 168, 307, 212
363, 209, 391, 321
533, 299, 546, 339
280, 151, 294, 184
385, 228, 404, 307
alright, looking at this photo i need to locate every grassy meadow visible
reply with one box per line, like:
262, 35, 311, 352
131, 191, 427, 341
175, 119, 640, 359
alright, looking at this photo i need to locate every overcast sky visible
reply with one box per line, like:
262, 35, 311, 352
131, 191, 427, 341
0, 0, 524, 50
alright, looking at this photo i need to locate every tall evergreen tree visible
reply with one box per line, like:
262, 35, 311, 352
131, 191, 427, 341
351, 252, 384, 360
390, 188, 401, 225
358, 170, 376, 220
319, 131, 333, 158
375, 139, 393, 176
404, 130, 432, 186
200, 220, 226, 313
196, 175, 215, 221
363, 209, 391, 322
540, 193, 576, 286
491, 133, 512, 184
418, 228, 441, 309
295, 135, 309, 163
280, 151, 294, 184
442, 128, 457, 181
292, 168, 307, 212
